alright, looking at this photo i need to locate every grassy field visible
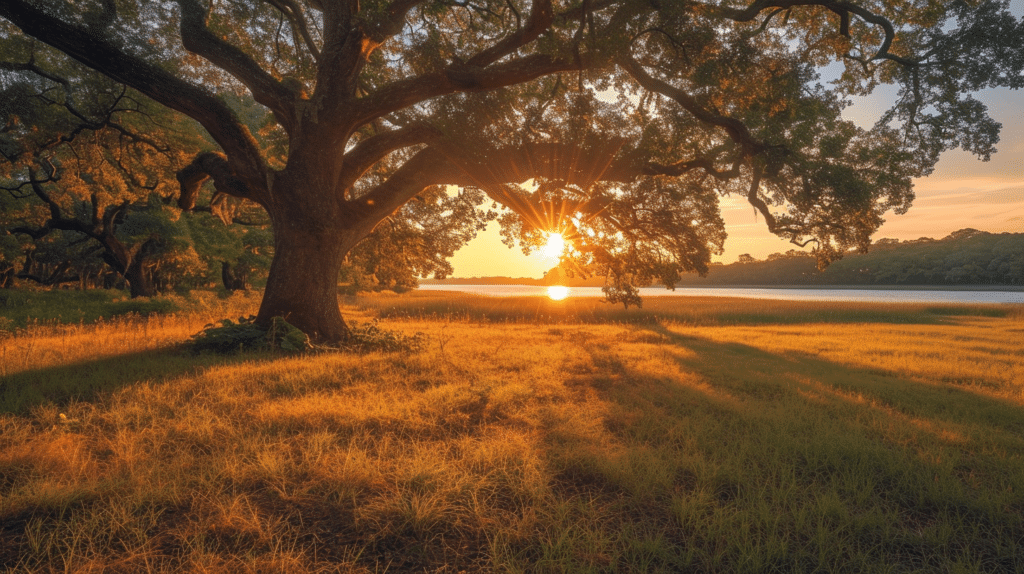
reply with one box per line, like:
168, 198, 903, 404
1, 290, 1024, 573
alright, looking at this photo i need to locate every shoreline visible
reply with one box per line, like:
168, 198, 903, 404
419, 282, 1024, 292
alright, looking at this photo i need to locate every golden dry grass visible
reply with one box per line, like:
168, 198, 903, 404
1, 291, 1023, 573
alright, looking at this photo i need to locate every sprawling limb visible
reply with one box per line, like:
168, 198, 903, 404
5, 167, 157, 295
352, 148, 468, 230
350, 54, 589, 128
176, 0, 301, 131
707, 0, 916, 65
177, 152, 257, 210
0, 0, 271, 205
467, 0, 554, 67
618, 55, 768, 158
337, 125, 438, 193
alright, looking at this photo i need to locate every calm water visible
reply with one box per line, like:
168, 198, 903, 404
418, 284, 1024, 304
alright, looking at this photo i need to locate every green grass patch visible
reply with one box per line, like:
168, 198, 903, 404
0, 289, 181, 330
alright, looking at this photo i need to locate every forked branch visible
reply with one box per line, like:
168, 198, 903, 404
177, 152, 255, 210
265, 0, 321, 62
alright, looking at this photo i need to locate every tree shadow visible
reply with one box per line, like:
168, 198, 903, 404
528, 322, 1024, 570
637, 321, 1024, 436
0, 346, 268, 414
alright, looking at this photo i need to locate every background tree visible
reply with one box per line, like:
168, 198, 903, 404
0, 37, 213, 296
0, 32, 286, 296
2, 0, 1020, 343
185, 199, 275, 292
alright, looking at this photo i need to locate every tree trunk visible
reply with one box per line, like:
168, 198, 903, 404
255, 223, 353, 344
121, 237, 159, 298
125, 259, 157, 298
0, 263, 13, 288
221, 260, 249, 291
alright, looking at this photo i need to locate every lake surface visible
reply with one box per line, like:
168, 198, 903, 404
418, 284, 1024, 304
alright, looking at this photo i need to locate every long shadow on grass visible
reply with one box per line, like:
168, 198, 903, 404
0, 347, 264, 414
534, 324, 1024, 572
639, 321, 1024, 436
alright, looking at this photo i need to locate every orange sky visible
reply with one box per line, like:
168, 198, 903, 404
448, 84, 1024, 278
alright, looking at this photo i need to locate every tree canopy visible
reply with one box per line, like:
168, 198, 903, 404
2, 0, 1021, 342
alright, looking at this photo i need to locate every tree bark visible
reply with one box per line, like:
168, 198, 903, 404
118, 236, 160, 298
255, 222, 353, 343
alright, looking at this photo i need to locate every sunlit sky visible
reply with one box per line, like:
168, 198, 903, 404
448, 7, 1024, 278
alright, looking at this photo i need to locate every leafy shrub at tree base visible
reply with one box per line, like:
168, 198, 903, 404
189, 316, 425, 355
189, 315, 309, 354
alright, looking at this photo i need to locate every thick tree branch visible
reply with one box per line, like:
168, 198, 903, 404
466, 0, 553, 67
337, 124, 437, 192
176, 0, 300, 131
177, 152, 252, 210
744, 164, 805, 242
11, 169, 128, 258
351, 148, 467, 229
26, 167, 65, 225
0, 0, 271, 206
347, 137, 636, 236
352, 54, 585, 126
744, 165, 777, 231
8, 225, 51, 240
618, 55, 767, 157
642, 155, 744, 180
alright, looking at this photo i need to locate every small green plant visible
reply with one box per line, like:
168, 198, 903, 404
189, 315, 309, 354
345, 319, 427, 353
108, 297, 179, 317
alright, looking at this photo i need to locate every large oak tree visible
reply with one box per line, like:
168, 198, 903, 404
2, 0, 1020, 342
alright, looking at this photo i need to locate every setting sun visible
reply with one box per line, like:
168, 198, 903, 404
547, 285, 570, 300
541, 233, 566, 259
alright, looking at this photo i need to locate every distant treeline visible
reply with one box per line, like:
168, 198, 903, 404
675, 228, 1019, 286
425, 229, 1024, 287
422, 275, 557, 286
677, 228, 1024, 286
